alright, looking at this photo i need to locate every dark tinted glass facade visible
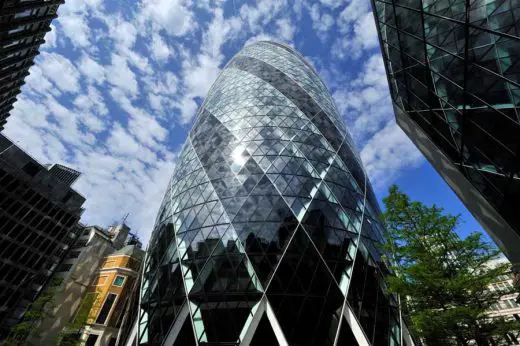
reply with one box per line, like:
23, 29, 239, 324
139, 41, 402, 346
371, 0, 520, 265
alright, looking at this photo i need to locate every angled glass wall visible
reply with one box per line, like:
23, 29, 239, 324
139, 41, 402, 346
371, 0, 520, 266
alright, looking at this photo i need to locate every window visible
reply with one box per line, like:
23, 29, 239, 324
85, 334, 99, 346
22, 162, 40, 177
72, 239, 88, 249
55, 263, 73, 272
108, 337, 117, 346
67, 250, 81, 259
95, 293, 117, 325
112, 275, 126, 287
8, 26, 25, 34
14, 9, 33, 18
3, 39, 20, 48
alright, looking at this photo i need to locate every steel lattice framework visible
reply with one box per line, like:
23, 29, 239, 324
371, 0, 520, 266
139, 41, 403, 346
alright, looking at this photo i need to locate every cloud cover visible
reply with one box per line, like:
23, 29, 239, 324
4, 0, 423, 243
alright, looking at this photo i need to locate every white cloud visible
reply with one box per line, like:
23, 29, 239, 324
110, 88, 169, 147
39, 52, 81, 93
139, 0, 194, 36
43, 24, 57, 49
5, 0, 423, 245
24, 65, 56, 96
178, 8, 242, 124
239, 0, 288, 33
111, 19, 138, 50
78, 55, 106, 84
361, 121, 424, 187
334, 54, 392, 142
319, 0, 346, 9
106, 54, 138, 96
338, 0, 371, 27
58, 15, 90, 47
332, 12, 379, 60
150, 33, 171, 62
276, 18, 296, 42
309, 4, 335, 40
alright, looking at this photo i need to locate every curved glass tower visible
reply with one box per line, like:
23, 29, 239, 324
139, 41, 403, 346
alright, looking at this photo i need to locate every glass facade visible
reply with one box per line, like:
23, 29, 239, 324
139, 41, 402, 346
371, 0, 520, 258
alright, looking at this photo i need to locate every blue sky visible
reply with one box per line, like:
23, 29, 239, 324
4, 0, 488, 244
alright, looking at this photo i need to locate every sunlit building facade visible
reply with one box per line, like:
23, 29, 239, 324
371, 0, 520, 275
139, 41, 408, 346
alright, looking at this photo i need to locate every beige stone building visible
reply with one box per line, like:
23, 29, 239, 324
27, 224, 136, 345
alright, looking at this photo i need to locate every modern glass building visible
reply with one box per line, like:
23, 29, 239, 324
371, 0, 520, 271
139, 41, 407, 346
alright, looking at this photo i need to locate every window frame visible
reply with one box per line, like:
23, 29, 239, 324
112, 275, 126, 287
95, 292, 118, 325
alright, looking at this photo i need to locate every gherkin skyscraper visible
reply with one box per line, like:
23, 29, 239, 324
139, 41, 405, 346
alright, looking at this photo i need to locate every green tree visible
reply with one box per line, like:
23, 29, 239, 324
55, 292, 98, 346
0, 276, 63, 346
381, 185, 520, 346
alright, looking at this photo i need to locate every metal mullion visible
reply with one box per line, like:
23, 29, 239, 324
454, 161, 506, 200
461, 117, 514, 175
382, 0, 520, 42
426, 65, 520, 133
389, 0, 415, 110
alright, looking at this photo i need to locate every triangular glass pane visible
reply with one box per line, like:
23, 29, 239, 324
250, 314, 280, 346
266, 227, 345, 346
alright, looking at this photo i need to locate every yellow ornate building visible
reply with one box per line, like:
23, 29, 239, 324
79, 244, 144, 346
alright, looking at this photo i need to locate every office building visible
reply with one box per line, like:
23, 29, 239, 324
0, 0, 63, 131
29, 223, 143, 346
370, 0, 520, 276
486, 258, 520, 344
0, 133, 85, 337
140, 41, 410, 346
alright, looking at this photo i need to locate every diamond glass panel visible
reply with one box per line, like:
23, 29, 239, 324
140, 41, 402, 346
371, 0, 520, 244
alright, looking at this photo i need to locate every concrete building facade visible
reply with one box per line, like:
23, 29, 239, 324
0, 0, 63, 130
0, 133, 85, 338
29, 224, 140, 346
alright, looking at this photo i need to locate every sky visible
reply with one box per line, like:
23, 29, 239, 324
4, 0, 488, 244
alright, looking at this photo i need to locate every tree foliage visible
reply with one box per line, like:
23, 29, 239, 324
381, 185, 520, 346
55, 292, 98, 346
0, 276, 63, 346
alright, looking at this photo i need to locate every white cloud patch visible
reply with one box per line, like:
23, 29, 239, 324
150, 33, 171, 62
39, 52, 81, 93
332, 0, 379, 59
139, 0, 194, 36
59, 15, 90, 47
276, 18, 296, 42
361, 121, 424, 187
78, 55, 106, 84
4, 0, 423, 244
107, 54, 139, 96
308, 3, 335, 40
